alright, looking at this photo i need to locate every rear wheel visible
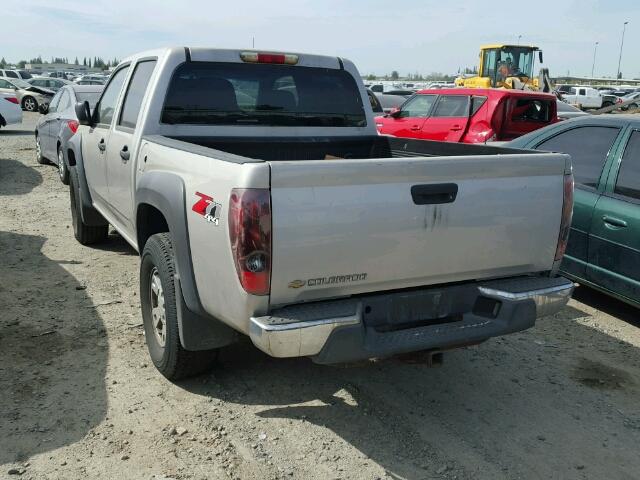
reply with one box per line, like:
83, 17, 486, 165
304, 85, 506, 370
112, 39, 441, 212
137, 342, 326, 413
141, 233, 218, 380
35, 133, 47, 165
602, 101, 613, 108
69, 171, 108, 245
22, 96, 38, 112
57, 145, 69, 185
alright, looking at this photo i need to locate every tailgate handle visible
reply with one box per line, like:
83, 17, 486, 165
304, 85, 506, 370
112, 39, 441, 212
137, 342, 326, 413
411, 183, 458, 205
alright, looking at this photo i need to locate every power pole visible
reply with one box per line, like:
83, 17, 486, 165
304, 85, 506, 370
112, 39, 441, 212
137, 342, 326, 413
591, 42, 599, 78
617, 21, 629, 79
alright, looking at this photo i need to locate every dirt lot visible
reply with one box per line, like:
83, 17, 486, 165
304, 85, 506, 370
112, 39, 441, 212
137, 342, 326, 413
1, 113, 640, 480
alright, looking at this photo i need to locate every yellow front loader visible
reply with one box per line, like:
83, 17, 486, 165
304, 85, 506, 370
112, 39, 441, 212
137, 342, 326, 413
456, 44, 551, 92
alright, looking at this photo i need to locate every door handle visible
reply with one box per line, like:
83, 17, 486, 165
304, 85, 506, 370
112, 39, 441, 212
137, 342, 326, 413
410, 125, 421, 131
602, 215, 627, 228
411, 183, 458, 205
450, 125, 463, 131
120, 146, 130, 161
98, 139, 106, 152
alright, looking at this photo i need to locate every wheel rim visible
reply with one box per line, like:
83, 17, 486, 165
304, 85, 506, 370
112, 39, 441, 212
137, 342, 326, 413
150, 268, 167, 347
58, 148, 65, 179
36, 136, 41, 159
24, 98, 36, 111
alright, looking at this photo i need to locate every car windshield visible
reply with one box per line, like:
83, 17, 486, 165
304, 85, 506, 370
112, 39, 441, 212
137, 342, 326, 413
76, 92, 101, 109
18, 70, 32, 79
10, 79, 32, 89
556, 101, 582, 113
162, 62, 366, 127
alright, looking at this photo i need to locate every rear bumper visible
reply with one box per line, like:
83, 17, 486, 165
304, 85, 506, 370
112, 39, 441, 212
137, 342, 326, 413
249, 276, 574, 363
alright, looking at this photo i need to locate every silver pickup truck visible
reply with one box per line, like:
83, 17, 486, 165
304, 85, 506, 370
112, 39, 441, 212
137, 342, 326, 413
69, 47, 575, 380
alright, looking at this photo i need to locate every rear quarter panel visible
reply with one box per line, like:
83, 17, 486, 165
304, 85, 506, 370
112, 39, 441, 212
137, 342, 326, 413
138, 140, 271, 334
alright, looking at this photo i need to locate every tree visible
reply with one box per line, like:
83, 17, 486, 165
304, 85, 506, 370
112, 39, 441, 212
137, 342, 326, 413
0, 57, 6, 68
390, 70, 399, 80
74, 57, 79, 65
366, 74, 376, 81
83, 57, 87, 66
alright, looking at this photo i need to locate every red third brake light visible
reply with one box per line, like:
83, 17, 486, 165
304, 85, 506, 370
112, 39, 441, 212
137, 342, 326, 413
228, 188, 272, 296
4, 97, 19, 104
555, 173, 574, 261
240, 51, 299, 65
67, 120, 79, 134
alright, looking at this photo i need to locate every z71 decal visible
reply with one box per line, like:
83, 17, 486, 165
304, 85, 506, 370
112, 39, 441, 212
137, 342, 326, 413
192, 192, 221, 225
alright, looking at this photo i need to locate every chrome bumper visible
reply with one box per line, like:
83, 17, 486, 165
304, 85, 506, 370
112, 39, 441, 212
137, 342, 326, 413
250, 276, 575, 359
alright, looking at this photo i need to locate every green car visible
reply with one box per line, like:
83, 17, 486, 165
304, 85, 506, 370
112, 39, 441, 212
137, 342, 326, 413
508, 115, 640, 308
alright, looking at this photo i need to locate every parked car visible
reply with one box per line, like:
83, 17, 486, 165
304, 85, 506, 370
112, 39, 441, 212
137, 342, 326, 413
376, 93, 411, 114
620, 92, 640, 111
366, 89, 384, 116
26, 77, 72, 92
35, 85, 103, 184
75, 79, 106, 86
556, 100, 590, 120
508, 115, 640, 308
556, 85, 576, 94
375, 88, 558, 143
0, 77, 55, 112
0, 69, 33, 80
562, 86, 603, 109
74, 74, 106, 85
70, 47, 573, 380
0, 92, 23, 129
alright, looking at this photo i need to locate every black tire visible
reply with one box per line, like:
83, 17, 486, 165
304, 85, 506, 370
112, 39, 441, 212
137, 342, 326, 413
35, 132, 48, 165
140, 233, 218, 380
602, 101, 613, 108
630, 103, 638, 111
69, 171, 108, 245
57, 145, 69, 185
22, 96, 38, 112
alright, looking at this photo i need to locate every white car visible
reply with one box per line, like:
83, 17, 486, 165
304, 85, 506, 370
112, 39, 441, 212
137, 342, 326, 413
0, 92, 23, 128
0, 68, 34, 80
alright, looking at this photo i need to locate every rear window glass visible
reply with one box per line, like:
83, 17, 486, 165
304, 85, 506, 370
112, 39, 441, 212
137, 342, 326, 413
162, 62, 366, 127
76, 92, 101, 109
510, 99, 552, 122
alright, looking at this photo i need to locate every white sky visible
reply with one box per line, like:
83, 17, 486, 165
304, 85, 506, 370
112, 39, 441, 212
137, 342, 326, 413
3, 0, 639, 78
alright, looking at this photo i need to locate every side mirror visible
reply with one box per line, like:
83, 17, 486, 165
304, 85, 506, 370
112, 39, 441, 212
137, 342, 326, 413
538, 51, 544, 63
388, 107, 402, 118
75, 101, 93, 126
38, 103, 49, 114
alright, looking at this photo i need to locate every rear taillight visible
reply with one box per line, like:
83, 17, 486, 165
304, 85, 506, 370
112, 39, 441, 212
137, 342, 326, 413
240, 51, 299, 65
555, 173, 574, 261
228, 188, 272, 296
4, 97, 19, 104
67, 120, 79, 134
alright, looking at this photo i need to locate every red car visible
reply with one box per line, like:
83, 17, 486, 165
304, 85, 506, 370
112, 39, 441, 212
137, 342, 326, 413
375, 88, 558, 143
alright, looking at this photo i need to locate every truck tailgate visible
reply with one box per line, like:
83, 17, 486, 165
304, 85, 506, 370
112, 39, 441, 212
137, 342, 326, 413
269, 153, 568, 306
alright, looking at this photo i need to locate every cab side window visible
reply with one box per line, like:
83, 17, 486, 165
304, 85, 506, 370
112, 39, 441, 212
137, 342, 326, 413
536, 126, 620, 188
95, 66, 130, 126
432, 95, 469, 117
615, 131, 640, 200
118, 60, 157, 129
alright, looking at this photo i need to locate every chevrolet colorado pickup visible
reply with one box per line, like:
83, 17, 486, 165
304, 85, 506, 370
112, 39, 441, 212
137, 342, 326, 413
69, 47, 575, 380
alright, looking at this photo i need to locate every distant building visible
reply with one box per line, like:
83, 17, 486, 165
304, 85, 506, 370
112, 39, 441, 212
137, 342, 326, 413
24, 63, 103, 74
552, 75, 640, 87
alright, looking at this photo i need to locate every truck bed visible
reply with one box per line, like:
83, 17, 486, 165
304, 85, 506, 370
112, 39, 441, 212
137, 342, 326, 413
148, 134, 539, 162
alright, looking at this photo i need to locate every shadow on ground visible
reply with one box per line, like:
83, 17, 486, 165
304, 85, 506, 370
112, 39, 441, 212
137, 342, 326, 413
0, 231, 107, 465
0, 129, 32, 137
179, 303, 640, 480
0, 159, 42, 196
572, 285, 640, 327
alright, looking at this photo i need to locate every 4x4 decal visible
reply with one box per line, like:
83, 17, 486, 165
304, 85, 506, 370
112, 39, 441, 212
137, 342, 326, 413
192, 192, 221, 225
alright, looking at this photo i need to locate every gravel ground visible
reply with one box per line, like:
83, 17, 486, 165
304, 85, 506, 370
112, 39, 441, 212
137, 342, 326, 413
2, 113, 640, 480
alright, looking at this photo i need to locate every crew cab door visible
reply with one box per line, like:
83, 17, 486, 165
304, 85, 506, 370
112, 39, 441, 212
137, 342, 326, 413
105, 59, 157, 230
83, 65, 130, 205
376, 94, 437, 138
588, 129, 640, 302
420, 94, 470, 142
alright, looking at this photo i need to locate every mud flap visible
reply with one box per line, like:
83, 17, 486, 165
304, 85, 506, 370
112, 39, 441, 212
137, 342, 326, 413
174, 276, 238, 351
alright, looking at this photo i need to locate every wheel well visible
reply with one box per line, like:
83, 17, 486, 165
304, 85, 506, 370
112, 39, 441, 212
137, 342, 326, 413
137, 204, 169, 252
67, 147, 76, 166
